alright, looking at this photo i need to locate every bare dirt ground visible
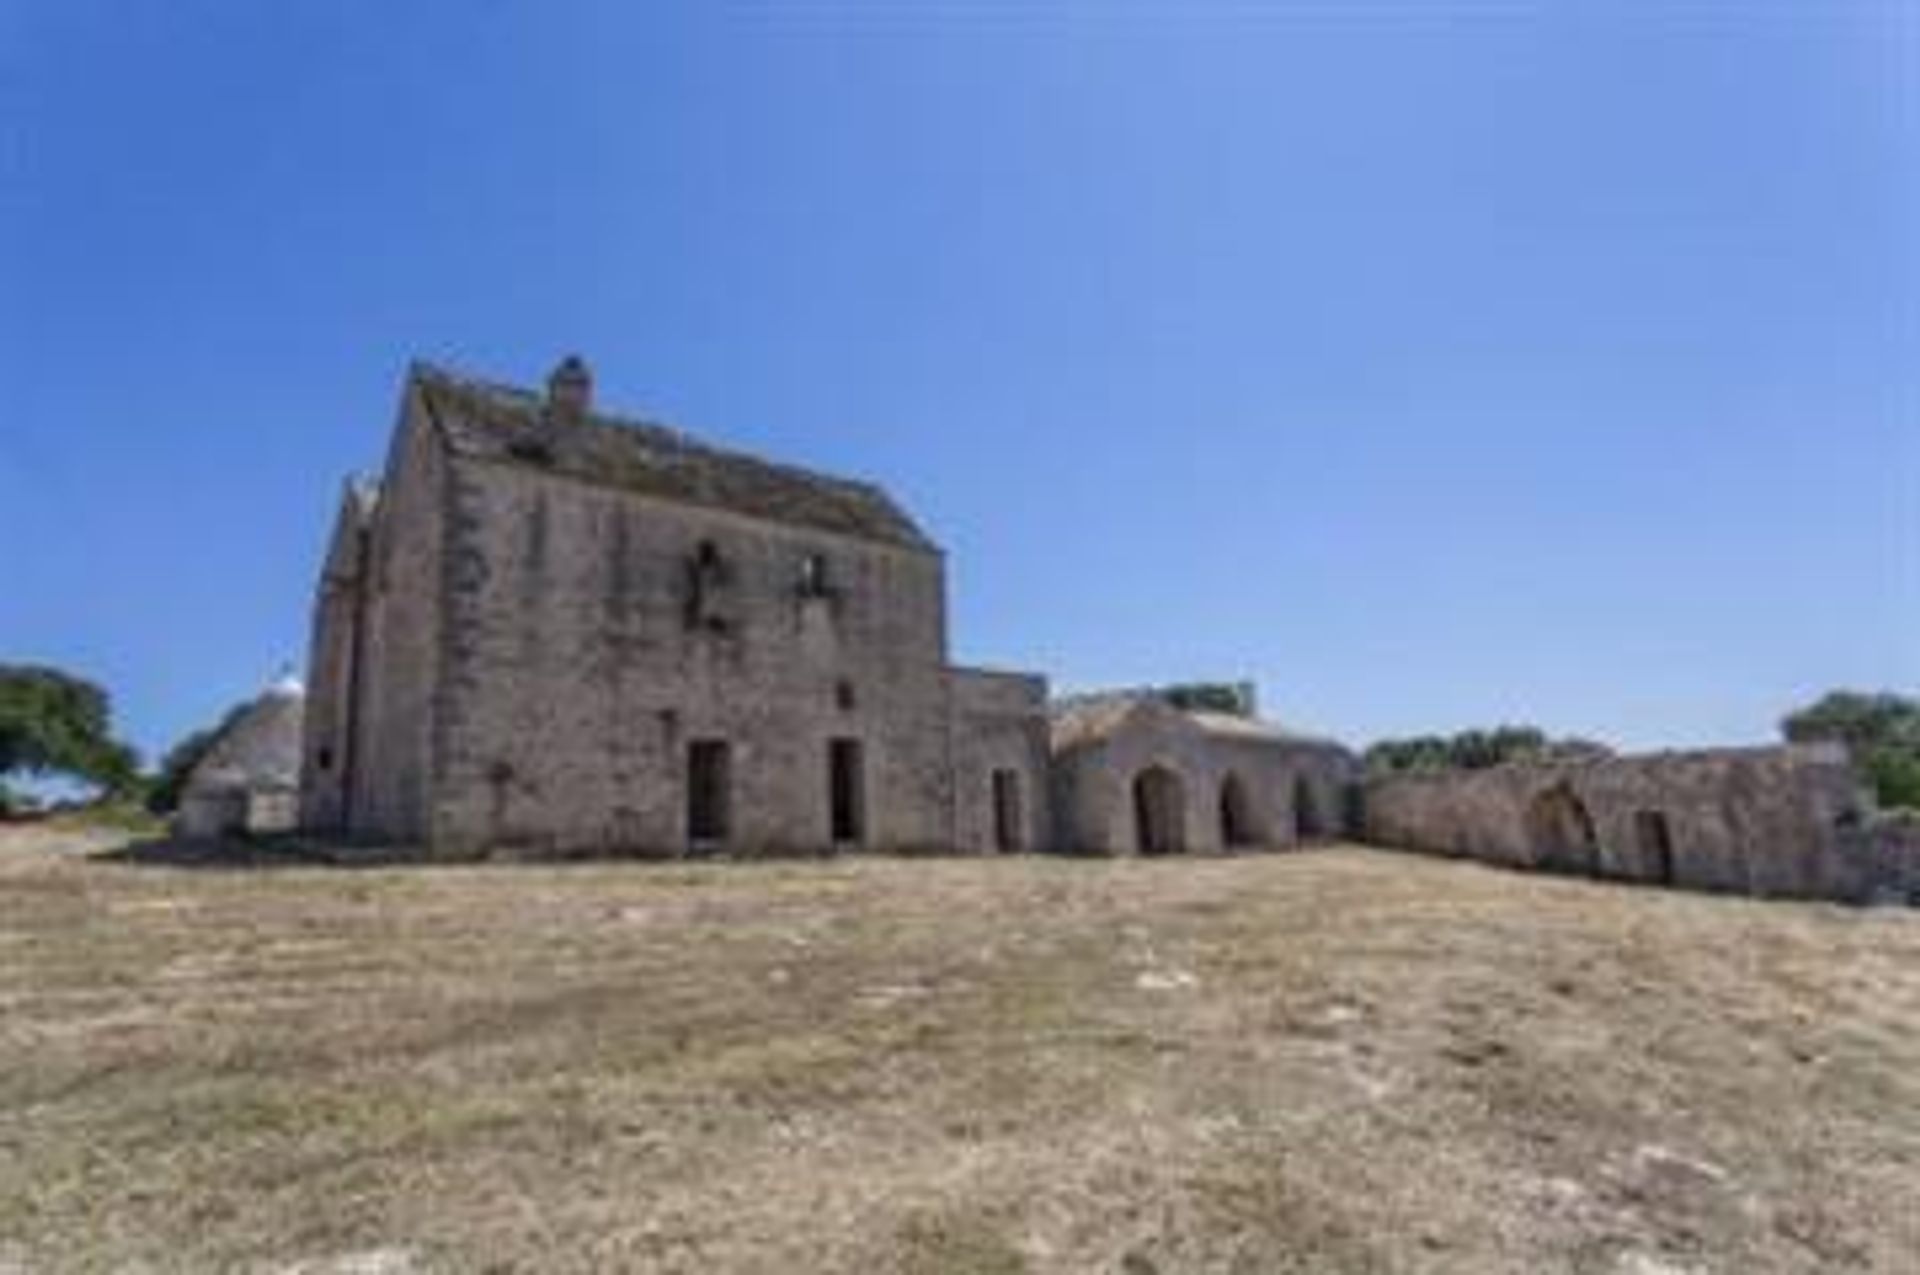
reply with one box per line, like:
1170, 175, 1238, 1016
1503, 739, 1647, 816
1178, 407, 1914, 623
2, 827, 1917, 1274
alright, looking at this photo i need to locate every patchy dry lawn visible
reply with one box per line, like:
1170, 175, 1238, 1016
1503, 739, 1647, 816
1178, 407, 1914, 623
2, 829, 1917, 1274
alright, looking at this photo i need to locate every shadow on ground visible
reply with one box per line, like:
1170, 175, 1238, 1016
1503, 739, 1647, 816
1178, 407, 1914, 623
92, 834, 374, 870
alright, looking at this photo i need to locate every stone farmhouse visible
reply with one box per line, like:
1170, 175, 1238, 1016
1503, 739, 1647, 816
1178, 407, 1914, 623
302, 358, 1062, 857
298, 356, 1913, 902
303, 357, 1355, 860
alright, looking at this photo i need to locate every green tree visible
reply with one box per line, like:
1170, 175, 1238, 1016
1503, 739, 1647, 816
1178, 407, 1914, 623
1159, 681, 1258, 717
1363, 735, 1452, 775
1782, 689, 1920, 810
1366, 725, 1610, 776
0, 664, 141, 805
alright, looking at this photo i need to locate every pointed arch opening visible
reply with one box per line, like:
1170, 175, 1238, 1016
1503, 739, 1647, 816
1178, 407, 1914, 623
1527, 783, 1599, 876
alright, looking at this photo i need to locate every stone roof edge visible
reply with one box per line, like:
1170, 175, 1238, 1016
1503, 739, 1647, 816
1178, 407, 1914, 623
406, 360, 941, 555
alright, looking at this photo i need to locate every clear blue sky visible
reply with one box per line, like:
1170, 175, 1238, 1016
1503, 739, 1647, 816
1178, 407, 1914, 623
2, 1, 1913, 763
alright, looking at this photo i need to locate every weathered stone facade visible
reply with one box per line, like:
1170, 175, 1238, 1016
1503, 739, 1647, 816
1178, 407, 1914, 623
1049, 693, 1358, 855
302, 359, 1051, 858
301, 357, 1900, 905
1361, 744, 1914, 903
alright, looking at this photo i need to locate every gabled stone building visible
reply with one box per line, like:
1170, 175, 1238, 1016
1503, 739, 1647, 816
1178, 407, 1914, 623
302, 358, 1050, 857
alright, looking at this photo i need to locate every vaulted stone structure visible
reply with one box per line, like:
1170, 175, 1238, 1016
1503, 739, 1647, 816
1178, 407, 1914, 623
1360, 744, 1914, 902
1048, 693, 1358, 856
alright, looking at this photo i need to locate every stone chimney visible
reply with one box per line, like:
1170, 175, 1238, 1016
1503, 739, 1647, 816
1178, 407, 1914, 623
546, 355, 593, 422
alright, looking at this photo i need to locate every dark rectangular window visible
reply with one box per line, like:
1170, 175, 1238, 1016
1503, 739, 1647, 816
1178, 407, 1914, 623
992, 768, 1022, 853
829, 737, 864, 844
687, 739, 731, 843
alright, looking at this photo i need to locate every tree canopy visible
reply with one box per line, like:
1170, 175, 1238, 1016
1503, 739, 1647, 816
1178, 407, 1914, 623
1365, 726, 1611, 776
1782, 689, 1920, 810
1158, 681, 1259, 718
0, 664, 140, 804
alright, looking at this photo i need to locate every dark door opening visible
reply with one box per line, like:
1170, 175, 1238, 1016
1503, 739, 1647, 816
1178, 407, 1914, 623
687, 739, 731, 845
830, 737, 864, 845
1633, 809, 1675, 885
1132, 765, 1186, 855
992, 768, 1022, 853
1294, 776, 1322, 841
1220, 773, 1256, 848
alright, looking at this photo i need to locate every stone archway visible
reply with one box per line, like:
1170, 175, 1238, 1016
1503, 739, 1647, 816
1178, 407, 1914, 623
1219, 772, 1257, 848
1133, 765, 1187, 855
1527, 783, 1599, 875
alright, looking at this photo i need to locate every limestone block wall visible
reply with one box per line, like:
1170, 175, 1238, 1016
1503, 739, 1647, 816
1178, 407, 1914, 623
427, 455, 955, 857
948, 667, 1052, 854
343, 398, 445, 843
1843, 812, 1920, 904
299, 489, 371, 833
1361, 744, 1884, 902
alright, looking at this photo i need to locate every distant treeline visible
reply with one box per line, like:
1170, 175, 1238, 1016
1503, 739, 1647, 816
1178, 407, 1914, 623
1364, 690, 1920, 812
1363, 727, 1611, 777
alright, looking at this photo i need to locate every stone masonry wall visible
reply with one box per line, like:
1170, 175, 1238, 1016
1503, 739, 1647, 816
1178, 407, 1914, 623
341, 397, 445, 842
948, 667, 1052, 854
1052, 704, 1358, 856
427, 452, 955, 857
298, 491, 366, 832
1361, 744, 1886, 903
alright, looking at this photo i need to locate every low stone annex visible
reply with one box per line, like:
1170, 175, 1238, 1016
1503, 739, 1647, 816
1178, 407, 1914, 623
1364, 745, 1920, 904
1049, 692, 1355, 855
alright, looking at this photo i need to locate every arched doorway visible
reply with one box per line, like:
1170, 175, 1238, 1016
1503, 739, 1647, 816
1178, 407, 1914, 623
1527, 783, 1599, 875
1293, 776, 1323, 842
1219, 773, 1257, 848
1133, 765, 1186, 855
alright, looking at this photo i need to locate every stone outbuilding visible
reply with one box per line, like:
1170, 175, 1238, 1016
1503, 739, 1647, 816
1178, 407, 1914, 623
175, 676, 305, 839
1049, 692, 1359, 855
1360, 743, 1900, 902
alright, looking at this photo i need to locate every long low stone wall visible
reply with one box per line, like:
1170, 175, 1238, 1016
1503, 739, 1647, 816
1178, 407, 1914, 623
1361, 744, 1916, 905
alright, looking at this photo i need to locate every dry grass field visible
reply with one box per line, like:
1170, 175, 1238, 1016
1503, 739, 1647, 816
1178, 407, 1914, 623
2, 828, 1918, 1274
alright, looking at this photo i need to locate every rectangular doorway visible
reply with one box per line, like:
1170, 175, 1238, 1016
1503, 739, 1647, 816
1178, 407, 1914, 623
992, 768, 1022, 853
687, 739, 730, 845
1633, 809, 1675, 885
829, 737, 864, 845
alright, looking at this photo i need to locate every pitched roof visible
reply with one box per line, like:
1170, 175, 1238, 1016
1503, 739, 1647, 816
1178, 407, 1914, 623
1049, 693, 1155, 752
409, 362, 937, 552
1049, 690, 1347, 753
184, 683, 304, 795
